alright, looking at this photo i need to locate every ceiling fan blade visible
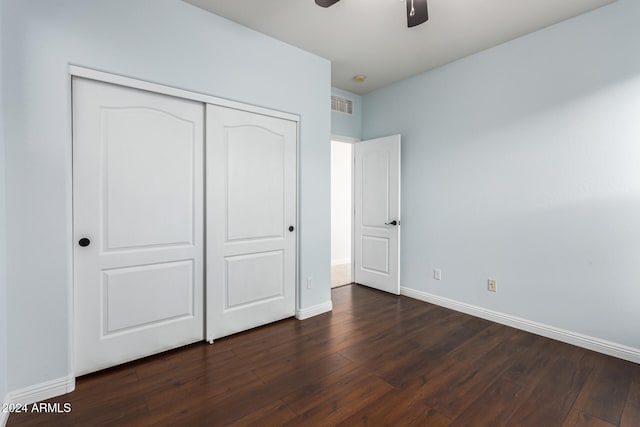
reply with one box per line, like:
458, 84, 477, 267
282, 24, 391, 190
406, 0, 428, 27
315, 0, 340, 7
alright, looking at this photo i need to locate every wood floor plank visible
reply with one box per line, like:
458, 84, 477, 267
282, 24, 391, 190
445, 323, 516, 365
569, 356, 635, 425
281, 374, 393, 426
505, 356, 592, 427
403, 408, 453, 427
336, 376, 451, 427
174, 353, 354, 426
144, 369, 263, 411
563, 409, 617, 427
620, 382, 640, 427
228, 400, 298, 427
405, 328, 534, 420
7, 284, 640, 427
419, 342, 522, 419
448, 377, 527, 427
279, 363, 363, 412
498, 333, 554, 387
8, 396, 149, 427
364, 315, 488, 388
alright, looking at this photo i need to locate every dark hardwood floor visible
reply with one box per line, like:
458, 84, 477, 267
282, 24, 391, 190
8, 284, 640, 426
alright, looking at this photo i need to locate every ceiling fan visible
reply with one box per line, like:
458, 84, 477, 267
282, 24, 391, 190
315, 0, 428, 28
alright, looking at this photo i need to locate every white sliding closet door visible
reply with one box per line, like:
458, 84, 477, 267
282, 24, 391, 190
206, 104, 297, 341
73, 78, 204, 375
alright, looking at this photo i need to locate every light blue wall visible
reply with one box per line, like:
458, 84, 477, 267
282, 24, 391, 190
0, 0, 8, 408
331, 87, 362, 140
363, 0, 640, 349
2, 0, 330, 392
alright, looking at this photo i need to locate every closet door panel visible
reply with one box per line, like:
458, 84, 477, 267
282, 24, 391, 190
206, 104, 297, 341
73, 77, 204, 375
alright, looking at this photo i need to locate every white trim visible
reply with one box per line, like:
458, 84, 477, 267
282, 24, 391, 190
296, 300, 333, 320
69, 65, 299, 123
1, 377, 75, 426
331, 258, 351, 266
331, 135, 360, 144
1, 397, 8, 427
66, 61, 76, 393
400, 286, 640, 365
350, 141, 356, 284
295, 120, 301, 326
5, 376, 75, 407
329, 137, 357, 285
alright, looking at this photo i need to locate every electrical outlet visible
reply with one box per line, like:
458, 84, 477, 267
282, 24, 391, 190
488, 279, 497, 292
433, 269, 442, 280
307, 276, 313, 289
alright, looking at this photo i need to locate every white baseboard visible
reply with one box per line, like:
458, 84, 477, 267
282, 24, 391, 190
400, 286, 640, 365
331, 258, 351, 267
1, 375, 75, 426
296, 300, 333, 320
6, 375, 75, 407
1, 397, 8, 427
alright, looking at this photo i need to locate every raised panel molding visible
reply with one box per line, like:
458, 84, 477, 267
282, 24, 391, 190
361, 236, 390, 274
225, 125, 285, 242
361, 150, 389, 228
103, 107, 195, 251
224, 250, 285, 309
102, 260, 195, 335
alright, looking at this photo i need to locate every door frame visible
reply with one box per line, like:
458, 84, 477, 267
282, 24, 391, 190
69, 65, 301, 374
330, 134, 358, 285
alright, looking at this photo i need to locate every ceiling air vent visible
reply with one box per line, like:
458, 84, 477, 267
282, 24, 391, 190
331, 95, 353, 115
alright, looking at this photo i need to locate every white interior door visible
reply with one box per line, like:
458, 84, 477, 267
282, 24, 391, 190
73, 78, 204, 375
354, 134, 401, 294
206, 104, 297, 341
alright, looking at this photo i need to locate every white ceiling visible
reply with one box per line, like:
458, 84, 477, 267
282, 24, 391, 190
184, 0, 616, 95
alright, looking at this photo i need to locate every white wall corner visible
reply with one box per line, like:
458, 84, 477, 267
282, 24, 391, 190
5, 375, 75, 408
400, 286, 640, 365
296, 300, 333, 320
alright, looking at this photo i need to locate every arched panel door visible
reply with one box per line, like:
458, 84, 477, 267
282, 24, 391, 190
73, 77, 204, 375
354, 135, 401, 295
206, 104, 297, 341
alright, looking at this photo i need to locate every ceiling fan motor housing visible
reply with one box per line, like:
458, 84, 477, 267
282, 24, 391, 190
315, 0, 429, 28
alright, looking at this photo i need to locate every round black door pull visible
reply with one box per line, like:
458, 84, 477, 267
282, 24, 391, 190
78, 238, 91, 247
288, 226, 295, 232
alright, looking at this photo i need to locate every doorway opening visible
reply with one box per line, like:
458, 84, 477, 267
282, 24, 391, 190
330, 140, 353, 288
